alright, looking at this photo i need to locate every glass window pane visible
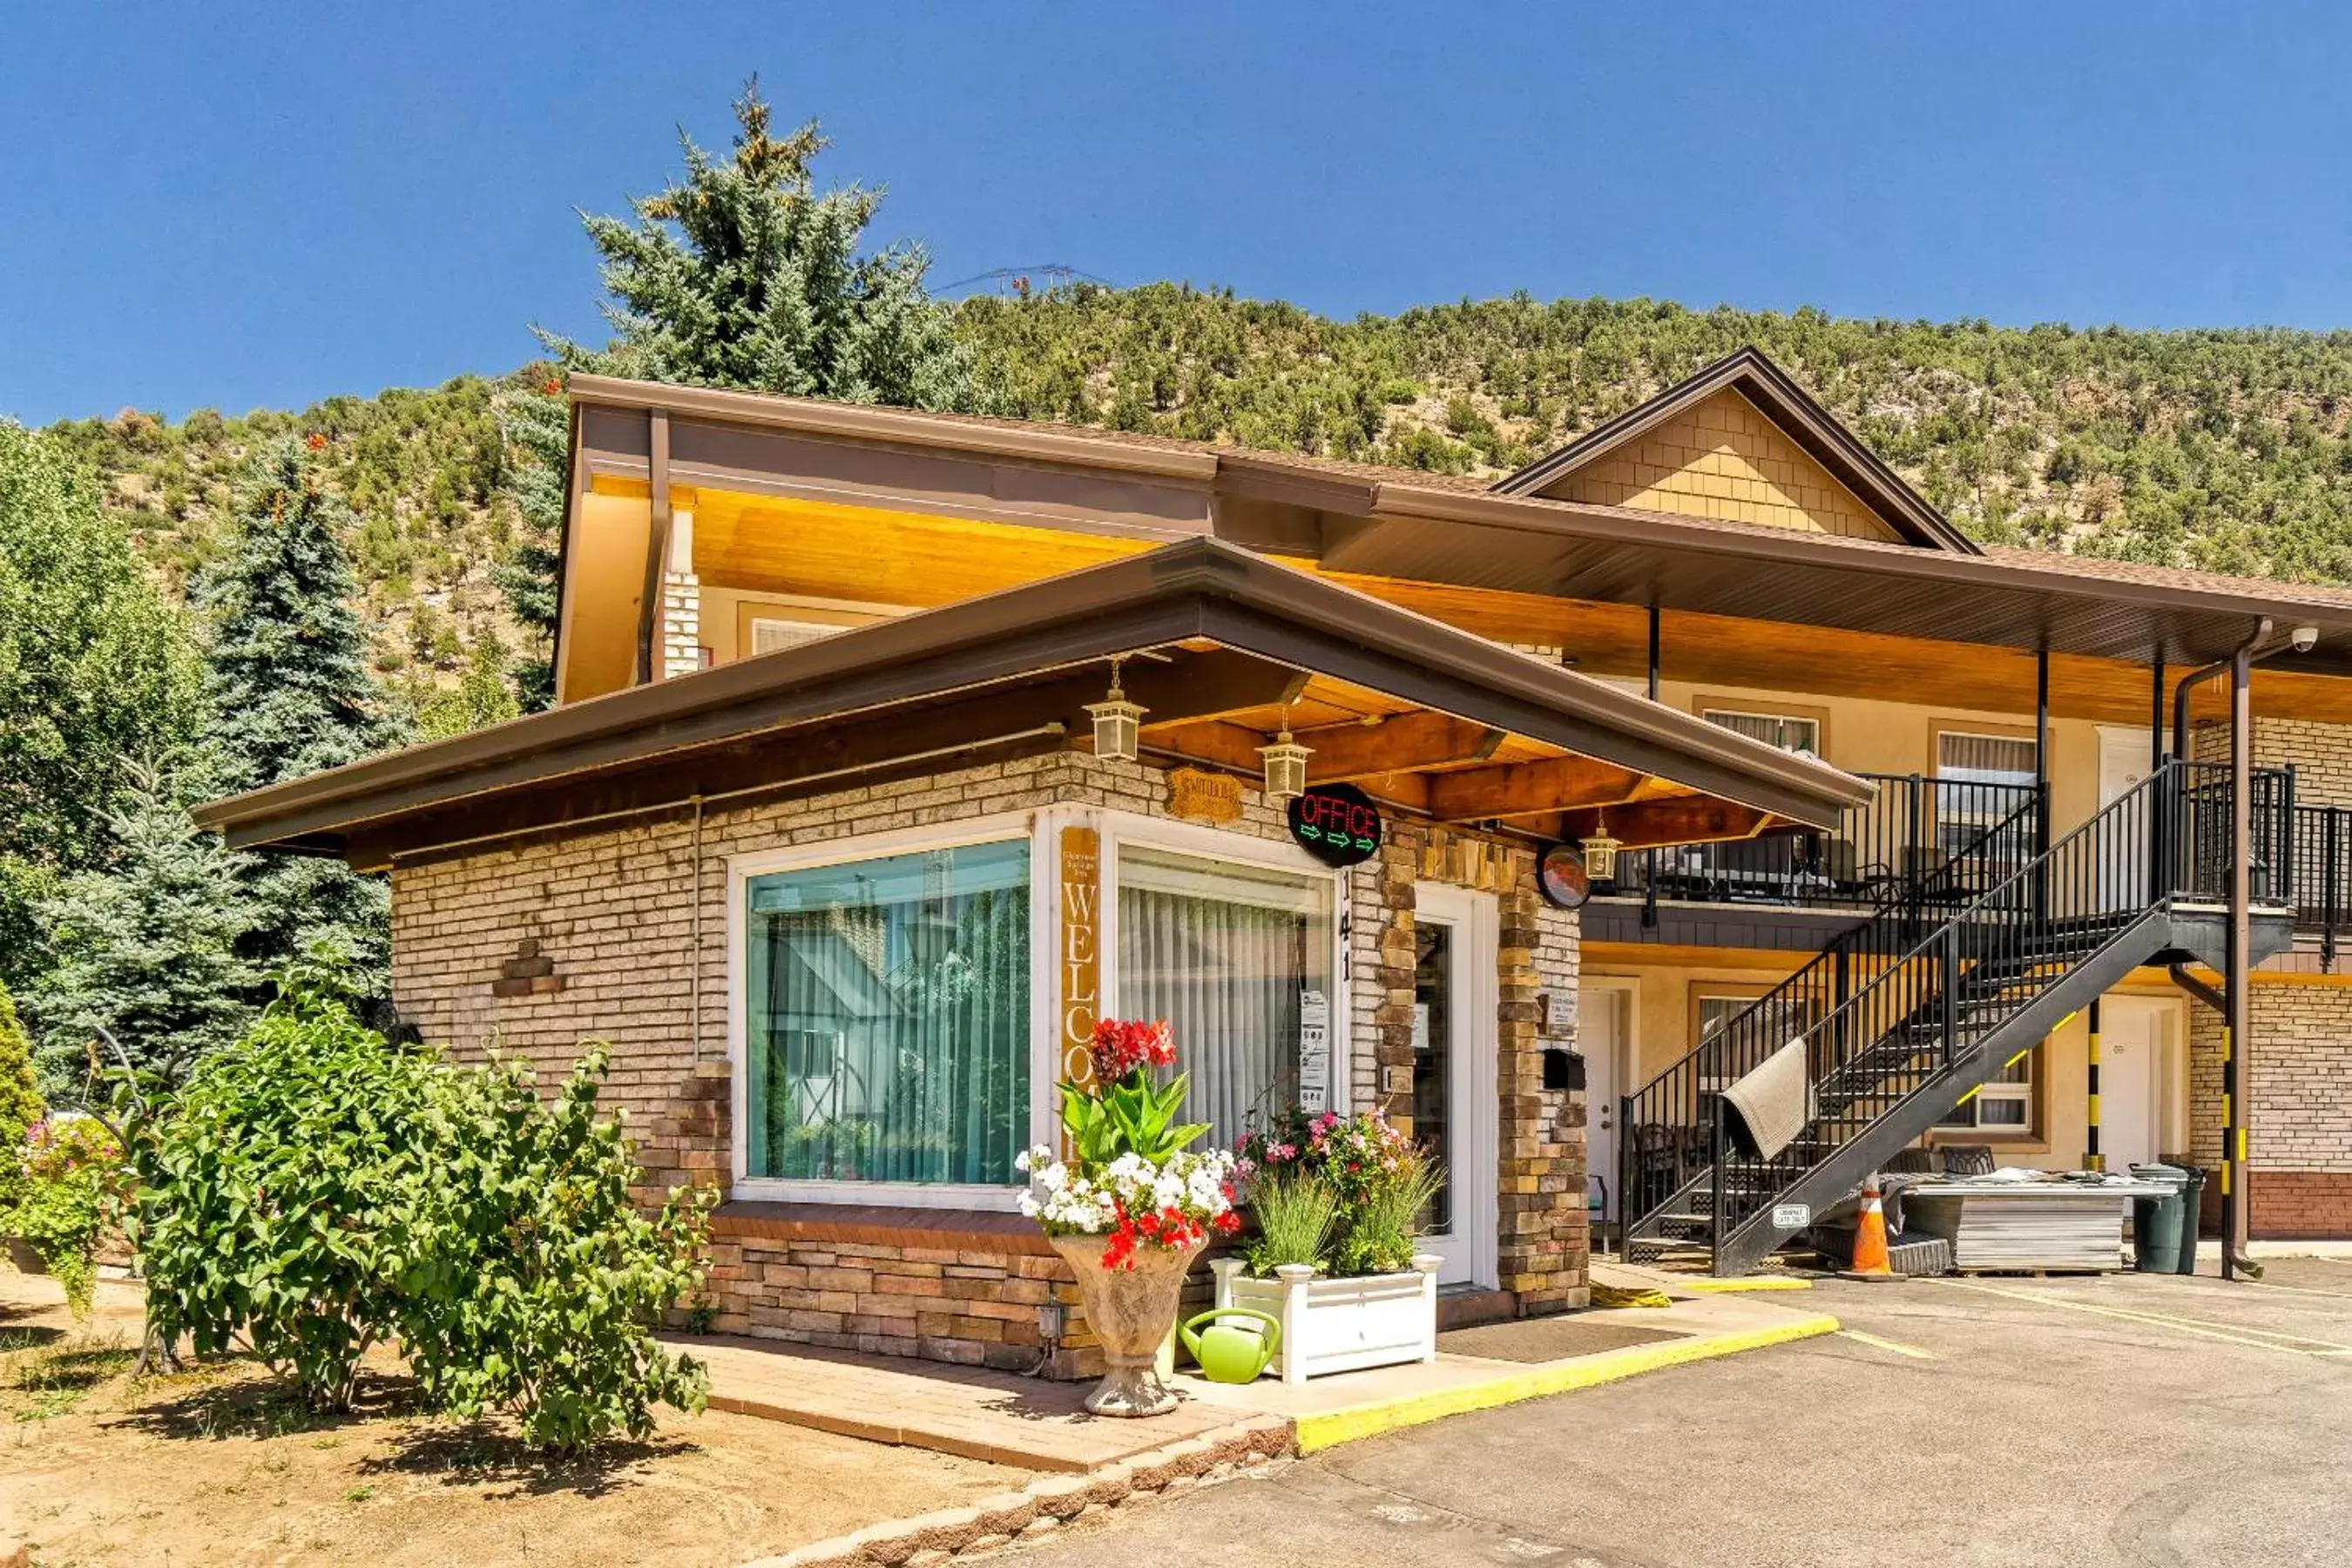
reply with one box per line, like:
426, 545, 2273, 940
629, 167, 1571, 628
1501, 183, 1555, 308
745, 840, 1031, 1186
1116, 845, 1333, 1152
1937, 732, 2038, 787
1703, 709, 1819, 755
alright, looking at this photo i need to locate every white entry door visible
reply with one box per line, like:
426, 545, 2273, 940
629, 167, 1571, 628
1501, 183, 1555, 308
2098, 726, 2167, 908
1411, 883, 1498, 1288
2099, 997, 2173, 1172
1582, 980, 1636, 1226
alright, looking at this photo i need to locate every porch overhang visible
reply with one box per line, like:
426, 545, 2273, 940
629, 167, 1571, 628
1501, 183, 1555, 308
195, 538, 1873, 868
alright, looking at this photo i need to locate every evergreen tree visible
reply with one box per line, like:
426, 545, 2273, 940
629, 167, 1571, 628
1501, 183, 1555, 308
414, 627, 524, 740
25, 757, 259, 1086
491, 378, 567, 711
194, 443, 391, 1002
546, 78, 997, 411
0, 421, 200, 988
0, 980, 42, 1165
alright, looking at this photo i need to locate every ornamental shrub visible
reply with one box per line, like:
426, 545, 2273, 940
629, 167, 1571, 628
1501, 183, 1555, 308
394, 1046, 713, 1452
6, 1116, 121, 1317
1235, 1107, 1443, 1277
127, 983, 442, 1411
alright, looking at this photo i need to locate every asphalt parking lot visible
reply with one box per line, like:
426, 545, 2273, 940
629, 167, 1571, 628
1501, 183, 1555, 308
1020, 1258, 2352, 1568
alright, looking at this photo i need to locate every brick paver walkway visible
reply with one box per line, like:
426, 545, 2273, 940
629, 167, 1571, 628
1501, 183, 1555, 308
672, 1334, 1240, 1472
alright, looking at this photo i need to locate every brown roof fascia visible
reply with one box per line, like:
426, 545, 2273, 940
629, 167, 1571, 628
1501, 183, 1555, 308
196, 539, 1872, 850
1489, 347, 1982, 556
566, 373, 1221, 483
1360, 478, 2352, 631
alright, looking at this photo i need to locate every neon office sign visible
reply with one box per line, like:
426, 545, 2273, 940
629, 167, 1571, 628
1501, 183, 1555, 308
1288, 783, 1383, 868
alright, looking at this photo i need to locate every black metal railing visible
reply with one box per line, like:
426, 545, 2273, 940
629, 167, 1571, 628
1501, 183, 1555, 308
2289, 794, 2352, 963
1618, 760, 2294, 1265
1608, 774, 2040, 914
1704, 760, 2289, 1255
1616, 783, 2045, 1245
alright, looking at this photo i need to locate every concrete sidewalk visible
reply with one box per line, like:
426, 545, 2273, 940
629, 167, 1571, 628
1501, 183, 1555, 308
681, 1263, 1836, 1470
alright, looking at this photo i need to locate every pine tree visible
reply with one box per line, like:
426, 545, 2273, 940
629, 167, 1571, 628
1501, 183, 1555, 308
194, 443, 392, 1003
25, 758, 259, 1085
491, 378, 567, 711
546, 78, 997, 410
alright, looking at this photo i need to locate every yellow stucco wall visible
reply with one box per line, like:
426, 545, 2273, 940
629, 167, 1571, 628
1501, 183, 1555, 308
1555, 389, 1899, 541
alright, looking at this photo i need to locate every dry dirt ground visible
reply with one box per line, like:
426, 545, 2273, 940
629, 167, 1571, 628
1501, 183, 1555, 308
0, 1267, 1024, 1568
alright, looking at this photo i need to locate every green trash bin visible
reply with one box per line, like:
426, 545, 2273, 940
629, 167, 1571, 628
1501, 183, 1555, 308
2171, 1166, 2207, 1275
2129, 1163, 2190, 1274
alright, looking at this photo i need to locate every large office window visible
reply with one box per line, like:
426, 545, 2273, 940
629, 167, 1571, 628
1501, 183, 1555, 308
1115, 844, 1335, 1152
744, 840, 1031, 1187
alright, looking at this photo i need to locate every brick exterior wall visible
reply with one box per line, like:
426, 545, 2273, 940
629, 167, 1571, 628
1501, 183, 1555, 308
388, 747, 1588, 1374
2189, 980, 2352, 1238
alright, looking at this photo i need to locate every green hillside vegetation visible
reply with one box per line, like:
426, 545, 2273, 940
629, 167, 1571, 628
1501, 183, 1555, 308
54, 291, 2352, 700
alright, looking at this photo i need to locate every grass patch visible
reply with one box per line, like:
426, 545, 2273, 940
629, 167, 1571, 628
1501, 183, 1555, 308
4, 1332, 136, 1421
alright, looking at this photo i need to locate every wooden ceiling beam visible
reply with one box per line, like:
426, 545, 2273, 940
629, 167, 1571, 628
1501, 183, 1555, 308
1425, 755, 1649, 821
1295, 713, 1504, 783
1561, 798, 1776, 849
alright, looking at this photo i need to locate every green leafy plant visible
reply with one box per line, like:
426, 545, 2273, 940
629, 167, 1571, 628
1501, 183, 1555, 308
5, 1117, 122, 1317
1329, 1147, 1443, 1278
125, 979, 443, 1411
1237, 1107, 1444, 1278
392, 1045, 713, 1452
1240, 1166, 1338, 1277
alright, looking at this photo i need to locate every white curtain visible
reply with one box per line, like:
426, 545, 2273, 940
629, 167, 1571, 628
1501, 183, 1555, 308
1117, 847, 1331, 1152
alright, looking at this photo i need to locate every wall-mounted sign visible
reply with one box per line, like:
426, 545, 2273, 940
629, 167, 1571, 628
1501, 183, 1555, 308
1537, 843, 1592, 909
1166, 766, 1244, 824
1288, 783, 1382, 868
1297, 989, 1330, 1112
1058, 825, 1101, 1096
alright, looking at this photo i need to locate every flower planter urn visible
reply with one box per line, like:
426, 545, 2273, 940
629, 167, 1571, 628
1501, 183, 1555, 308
1208, 1254, 1442, 1386
1051, 1233, 1202, 1416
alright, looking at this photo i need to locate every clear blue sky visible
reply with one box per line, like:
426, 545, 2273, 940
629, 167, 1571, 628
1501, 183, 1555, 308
4, 2, 2348, 425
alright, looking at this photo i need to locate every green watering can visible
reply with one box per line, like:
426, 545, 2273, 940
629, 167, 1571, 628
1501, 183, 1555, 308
1179, 1307, 1281, 1384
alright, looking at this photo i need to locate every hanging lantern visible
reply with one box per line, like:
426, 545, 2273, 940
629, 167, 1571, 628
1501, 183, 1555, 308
1259, 727, 1312, 805
1580, 816, 1623, 882
1084, 659, 1146, 763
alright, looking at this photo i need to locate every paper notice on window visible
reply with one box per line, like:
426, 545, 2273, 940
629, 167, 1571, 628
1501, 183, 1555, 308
1298, 988, 1330, 1112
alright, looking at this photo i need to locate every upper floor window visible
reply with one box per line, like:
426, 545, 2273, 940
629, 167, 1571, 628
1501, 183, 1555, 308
750, 617, 848, 655
1702, 707, 1820, 757
1936, 731, 2038, 788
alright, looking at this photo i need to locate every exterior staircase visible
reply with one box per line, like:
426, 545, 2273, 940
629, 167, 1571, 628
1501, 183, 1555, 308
1619, 760, 2299, 1276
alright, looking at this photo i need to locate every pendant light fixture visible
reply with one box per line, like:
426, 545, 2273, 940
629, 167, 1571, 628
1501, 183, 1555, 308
1259, 706, 1312, 805
1084, 657, 1146, 763
1580, 814, 1623, 882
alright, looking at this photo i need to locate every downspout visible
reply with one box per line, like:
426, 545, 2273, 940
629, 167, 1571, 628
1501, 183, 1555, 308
2166, 618, 2268, 1281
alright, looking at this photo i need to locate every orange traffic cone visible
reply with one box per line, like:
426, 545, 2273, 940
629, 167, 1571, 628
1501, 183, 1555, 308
1845, 1174, 1894, 1280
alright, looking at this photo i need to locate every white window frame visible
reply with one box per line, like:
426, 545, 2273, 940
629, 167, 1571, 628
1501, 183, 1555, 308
1700, 706, 1821, 756
1936, 1047, 2037, 1133
1934, 729, 2040, 787
1095, 809, 1354, 1128
727, 811, 1053, 1210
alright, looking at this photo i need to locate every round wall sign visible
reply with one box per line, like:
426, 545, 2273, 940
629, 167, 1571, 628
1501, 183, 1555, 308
1288, 783, 1383, 868
1538, 843, 1592, 909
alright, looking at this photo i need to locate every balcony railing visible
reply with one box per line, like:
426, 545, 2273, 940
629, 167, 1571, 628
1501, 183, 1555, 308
1608, 774, 2042, 915
2291, 797, 2352, 963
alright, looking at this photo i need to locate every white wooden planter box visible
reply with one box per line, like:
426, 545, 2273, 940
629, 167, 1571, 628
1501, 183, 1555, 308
1206, 1254, 1442, 1385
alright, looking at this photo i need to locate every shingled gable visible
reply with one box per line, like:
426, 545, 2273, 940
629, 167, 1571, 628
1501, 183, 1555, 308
1491, 347, 1982, 555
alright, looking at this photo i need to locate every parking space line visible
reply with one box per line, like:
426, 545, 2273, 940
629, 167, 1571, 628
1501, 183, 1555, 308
1835, 1329, 1938, 1360
1936, 1280, 2352, 1358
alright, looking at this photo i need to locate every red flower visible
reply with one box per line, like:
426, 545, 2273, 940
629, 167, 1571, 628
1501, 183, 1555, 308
1088, 1017, 1176, 1084
304, 432, 328, 451
542, 377, 563, 395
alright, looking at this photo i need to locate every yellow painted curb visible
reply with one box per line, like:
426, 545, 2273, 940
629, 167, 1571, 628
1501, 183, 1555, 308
1672, 1276, 1815, 1294
1290, 1312, 1841, 1452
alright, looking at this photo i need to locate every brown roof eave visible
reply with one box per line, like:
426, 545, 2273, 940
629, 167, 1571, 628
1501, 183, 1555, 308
197, 540, 1872, 849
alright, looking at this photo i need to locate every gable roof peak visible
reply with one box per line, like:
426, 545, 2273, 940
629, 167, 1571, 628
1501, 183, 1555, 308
1492, 345, 1980, 555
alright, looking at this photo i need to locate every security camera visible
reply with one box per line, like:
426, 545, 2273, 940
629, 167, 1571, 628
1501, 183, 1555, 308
2292, 625, 2321, 653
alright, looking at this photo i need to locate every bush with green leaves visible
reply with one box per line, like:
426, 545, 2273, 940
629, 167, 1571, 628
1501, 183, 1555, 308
127, 983, 713, 1446
5, 1116, 123, 1318
126, 983, 443, 1411
394, 1045, 713, 1452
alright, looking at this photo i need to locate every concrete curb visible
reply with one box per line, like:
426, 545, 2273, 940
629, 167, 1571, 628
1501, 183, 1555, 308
1289, 1310, 1842, 1452
737, 1413, 1295, 1568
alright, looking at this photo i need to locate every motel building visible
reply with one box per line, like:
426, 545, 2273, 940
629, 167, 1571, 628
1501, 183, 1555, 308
199, 351, 2352, 1375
